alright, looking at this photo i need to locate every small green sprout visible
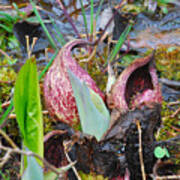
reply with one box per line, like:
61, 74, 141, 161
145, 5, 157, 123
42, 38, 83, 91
154, 146, 170, 159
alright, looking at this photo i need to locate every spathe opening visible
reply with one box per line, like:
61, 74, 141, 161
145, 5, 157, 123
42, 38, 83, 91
125, 63, 153, 108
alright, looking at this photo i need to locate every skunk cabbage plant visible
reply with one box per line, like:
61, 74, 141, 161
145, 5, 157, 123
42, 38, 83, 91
108, 54, 162, 113
44, 40, 104, 128
44, 40, 162, 179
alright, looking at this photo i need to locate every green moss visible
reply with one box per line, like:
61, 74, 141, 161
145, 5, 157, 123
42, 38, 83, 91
0, 58, 17, 102
157, 100, 180, 164
76, 50, 108, 92
155, 46, 180, 81
157, 100, 180, 141
43, 114, 54, 134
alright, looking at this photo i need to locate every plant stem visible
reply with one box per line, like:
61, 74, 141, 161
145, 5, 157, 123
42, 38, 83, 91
90, 0, 94, 39
106, 24, 132, 66
57, 0, 81, 39
136, 120, 146, 180
79, 0, 89, 40
0, 129, 18, 149
38, 49, 59, 80
95, 0, 104, 21
29, 0, 57, 50
0, 100, 13, 127
0, 144, 76, 176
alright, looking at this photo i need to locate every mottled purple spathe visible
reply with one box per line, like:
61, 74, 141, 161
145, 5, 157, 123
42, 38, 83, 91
44, 40, 104, 128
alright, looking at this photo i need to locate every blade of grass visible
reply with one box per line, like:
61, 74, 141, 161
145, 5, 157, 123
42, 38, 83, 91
79, 0, 89, 39
57, 0, 81, 39
12, 2, 24, 18
0, 11, 15, 22
29, 0, 57, 50
106, 24, 132, 66
38, 49, 59, 80
94, 10, 115, 46
0, 24, 12, 33
0, 100, 13, 126
49, 16, 66, 46
90, 0, 94, 38
95, 0, 104, 22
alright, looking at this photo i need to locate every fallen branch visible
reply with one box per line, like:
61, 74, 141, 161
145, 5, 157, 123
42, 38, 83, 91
0, 129, 18, 149
0, 130, 76, 177
170, 107, 180, 118
0, 49, 13, 61
0, 148, 12, 167
0, 144, 76, 177
64, 141, 81, 180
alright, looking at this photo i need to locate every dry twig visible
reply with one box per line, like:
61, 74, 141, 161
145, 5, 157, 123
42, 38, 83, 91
44, 130, 66, 142
0, 148, 12, 167
0, 144, 76, 177
0, 49, 13, 61
0, 129, 18, 149
155, 175, 180, 179
0, 130, 76, 178
170, 107, 180, 118
64, 141, 81, 180
168, 101, 180, 106
1, 101, 11, 109
7, 110, 49, 119
136, 120, 146, 180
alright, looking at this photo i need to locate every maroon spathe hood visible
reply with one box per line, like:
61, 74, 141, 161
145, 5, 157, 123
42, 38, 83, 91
108, 54, 162, 113
44, 39, 104, 128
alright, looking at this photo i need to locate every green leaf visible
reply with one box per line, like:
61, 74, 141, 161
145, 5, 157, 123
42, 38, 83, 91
0, 12, 15, 22
68, 69, 110, 141
108, 24, 132, 65
164, 147, 170, 158
90, 0, 94, 36
157, 0, 171, 4
0, 24, 12, 33
0, 170, 10, 180
89, 88, 109, 118
44, 171, 58, 180
79, 171, 106, 180
0, 48, 58, 127
14, 57, 43, 164
38, 49, 59, 80
154, 146, 170, 159
162, 7, 168, 14
26, 16, 50, 24
0, 100, 13, 126
0, 101, 2, 113
44, 163, 74, 180
22, 155, 43, 180
79, 0, 88, 36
